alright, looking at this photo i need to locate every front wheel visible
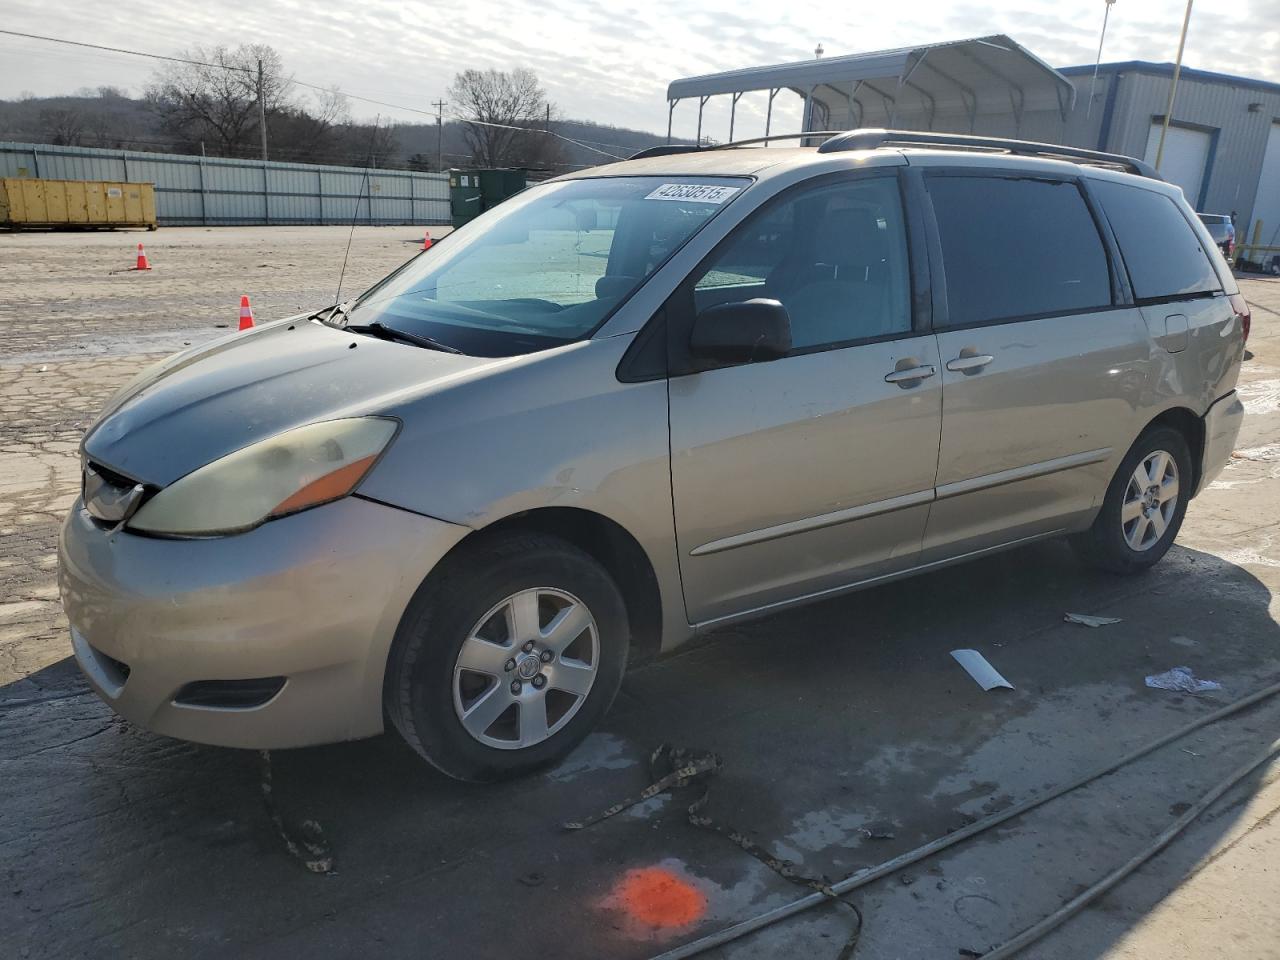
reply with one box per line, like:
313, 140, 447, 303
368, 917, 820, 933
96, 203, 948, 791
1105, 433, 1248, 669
385, 533, 629, 782
1071, 426, 1192, 574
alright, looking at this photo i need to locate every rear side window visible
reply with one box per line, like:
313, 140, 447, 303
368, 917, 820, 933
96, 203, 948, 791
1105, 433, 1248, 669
1092, 181, 1221, 300
927, 176, 1112, 326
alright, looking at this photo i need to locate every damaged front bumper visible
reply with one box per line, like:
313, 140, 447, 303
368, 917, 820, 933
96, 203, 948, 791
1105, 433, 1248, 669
58, 495, 467, 749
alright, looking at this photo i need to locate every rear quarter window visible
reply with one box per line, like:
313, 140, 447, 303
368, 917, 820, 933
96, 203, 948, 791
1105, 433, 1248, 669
927, 175, 1112, 327
1092, 180, 1221, 301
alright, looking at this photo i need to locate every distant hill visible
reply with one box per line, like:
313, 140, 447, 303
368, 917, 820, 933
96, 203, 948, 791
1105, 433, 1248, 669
0, 90, 687, 172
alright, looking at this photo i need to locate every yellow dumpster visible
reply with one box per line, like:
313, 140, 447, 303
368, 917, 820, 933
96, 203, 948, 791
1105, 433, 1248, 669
0, 178, 157, 230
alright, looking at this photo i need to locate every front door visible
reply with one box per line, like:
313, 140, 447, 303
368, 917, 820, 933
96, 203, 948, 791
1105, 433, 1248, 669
667, 173, 943, 624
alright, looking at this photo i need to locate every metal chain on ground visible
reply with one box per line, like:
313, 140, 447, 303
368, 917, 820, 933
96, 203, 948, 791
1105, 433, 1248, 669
564, 743, 863, 960
258, 749, 333, 875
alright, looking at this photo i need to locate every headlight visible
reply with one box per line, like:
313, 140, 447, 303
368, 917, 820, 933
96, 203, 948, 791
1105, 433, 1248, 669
128, 417, 399, 536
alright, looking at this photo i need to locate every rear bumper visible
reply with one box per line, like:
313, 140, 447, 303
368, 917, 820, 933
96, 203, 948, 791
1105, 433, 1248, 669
58, 496, 468, 749
1197, 390, 1245, 495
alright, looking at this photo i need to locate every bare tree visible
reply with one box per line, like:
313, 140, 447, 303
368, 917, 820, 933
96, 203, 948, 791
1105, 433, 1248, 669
39, 107, 85, 145
447, 68, 561, 167
146, 44, 293, 156
270, 86, 353, 163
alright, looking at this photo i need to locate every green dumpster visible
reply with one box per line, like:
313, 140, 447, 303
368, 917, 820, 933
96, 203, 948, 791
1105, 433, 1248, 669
449, 168, 527, 228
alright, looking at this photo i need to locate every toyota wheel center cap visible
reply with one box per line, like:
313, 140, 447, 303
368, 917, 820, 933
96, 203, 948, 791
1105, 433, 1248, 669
516, 655, 541, 680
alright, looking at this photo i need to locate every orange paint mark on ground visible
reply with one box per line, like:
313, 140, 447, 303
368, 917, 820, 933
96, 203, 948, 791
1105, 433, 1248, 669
606, 866, 708, 929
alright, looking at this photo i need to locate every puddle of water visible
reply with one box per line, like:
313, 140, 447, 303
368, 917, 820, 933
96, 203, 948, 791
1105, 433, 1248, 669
544, 732, 638, 783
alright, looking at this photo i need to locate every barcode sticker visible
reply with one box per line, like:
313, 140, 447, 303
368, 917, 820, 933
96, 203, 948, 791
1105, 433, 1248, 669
644, 183, 740, 204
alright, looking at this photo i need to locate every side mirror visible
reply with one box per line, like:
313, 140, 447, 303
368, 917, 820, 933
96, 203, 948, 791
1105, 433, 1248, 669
689, 299, 792, 363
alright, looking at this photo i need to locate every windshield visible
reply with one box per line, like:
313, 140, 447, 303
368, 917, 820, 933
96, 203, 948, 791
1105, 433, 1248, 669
341, 175, 749, 357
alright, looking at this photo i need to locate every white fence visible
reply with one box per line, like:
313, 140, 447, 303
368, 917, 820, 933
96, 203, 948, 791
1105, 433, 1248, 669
0, 141, 450, 226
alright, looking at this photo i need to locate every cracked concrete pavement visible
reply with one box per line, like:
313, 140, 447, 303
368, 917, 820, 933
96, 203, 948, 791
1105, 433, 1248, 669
2, 227, 1280, 960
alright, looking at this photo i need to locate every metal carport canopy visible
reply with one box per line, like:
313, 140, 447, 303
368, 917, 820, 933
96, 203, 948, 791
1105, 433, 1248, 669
665, 35, 1076, 141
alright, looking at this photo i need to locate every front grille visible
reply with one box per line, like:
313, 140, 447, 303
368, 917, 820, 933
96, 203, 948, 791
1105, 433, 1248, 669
173, 677, 287, 709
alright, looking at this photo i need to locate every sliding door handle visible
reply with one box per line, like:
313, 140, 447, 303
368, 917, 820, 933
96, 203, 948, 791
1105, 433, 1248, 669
884, 364, 936, 385
946, 354, 994, 373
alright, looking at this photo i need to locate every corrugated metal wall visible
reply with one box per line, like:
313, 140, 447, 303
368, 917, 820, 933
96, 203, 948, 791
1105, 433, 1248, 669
1091, 71, 1280, 244
0, 141, 450, 226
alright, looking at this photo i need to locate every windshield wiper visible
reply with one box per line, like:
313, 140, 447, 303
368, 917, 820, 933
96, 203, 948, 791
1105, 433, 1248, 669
345, 321, 463, 355
314, 301, 353, 326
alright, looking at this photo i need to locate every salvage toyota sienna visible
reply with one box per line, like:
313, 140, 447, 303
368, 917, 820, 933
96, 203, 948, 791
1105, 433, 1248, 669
60, 130, 1247, 781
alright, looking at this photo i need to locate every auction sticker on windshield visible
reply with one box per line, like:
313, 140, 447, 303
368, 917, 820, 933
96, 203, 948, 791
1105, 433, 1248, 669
645, 183, 741, 204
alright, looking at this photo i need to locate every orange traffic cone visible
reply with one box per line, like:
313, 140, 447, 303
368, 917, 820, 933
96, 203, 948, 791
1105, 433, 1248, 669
422, 230, 432, 250
132, 242, 152, 271
238, 295, 255, 331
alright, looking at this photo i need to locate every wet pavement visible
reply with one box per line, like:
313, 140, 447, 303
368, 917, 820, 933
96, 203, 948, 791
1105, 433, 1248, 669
3, 227, 1280, 959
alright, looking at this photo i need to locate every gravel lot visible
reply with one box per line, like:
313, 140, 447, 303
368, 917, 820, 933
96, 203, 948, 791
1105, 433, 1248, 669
2, 226, 1279, 960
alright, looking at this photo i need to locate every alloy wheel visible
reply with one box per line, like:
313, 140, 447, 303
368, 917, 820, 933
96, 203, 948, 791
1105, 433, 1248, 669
452, 587, 599, 749
1121, 450, 1179, 551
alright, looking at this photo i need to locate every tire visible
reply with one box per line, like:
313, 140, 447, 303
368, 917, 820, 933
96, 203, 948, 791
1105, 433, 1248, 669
385, 533, 629, 782
1071, 425, 1192, 575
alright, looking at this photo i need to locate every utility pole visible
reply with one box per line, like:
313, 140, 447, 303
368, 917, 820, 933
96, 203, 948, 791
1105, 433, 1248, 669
432, 99, 446, 170
257, 58, 268, 161
1154, 0, 1194, 171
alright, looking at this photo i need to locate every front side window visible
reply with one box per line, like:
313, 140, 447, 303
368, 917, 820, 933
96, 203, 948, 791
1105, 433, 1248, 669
1094, 180, 1222, 301
927, 175, 1112, 327
343, 176, 747, 356
692, 175, 911, 350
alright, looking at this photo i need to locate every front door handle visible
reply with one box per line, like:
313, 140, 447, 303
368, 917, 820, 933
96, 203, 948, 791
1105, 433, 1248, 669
946, 354, 994, 373
884, 364, 936, 386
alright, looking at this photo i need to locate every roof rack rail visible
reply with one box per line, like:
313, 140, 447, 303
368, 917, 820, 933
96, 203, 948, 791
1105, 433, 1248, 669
629, 132, 845, 160
628, 144, 701, 160
816, 128, 1161, 180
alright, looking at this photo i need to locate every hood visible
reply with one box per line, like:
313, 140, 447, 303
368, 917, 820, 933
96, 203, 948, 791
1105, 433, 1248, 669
83, 319, 493, 486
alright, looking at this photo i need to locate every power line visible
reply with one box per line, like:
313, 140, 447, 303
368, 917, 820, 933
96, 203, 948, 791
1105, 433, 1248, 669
0, 28, 256, 74
0, 27, 628, 160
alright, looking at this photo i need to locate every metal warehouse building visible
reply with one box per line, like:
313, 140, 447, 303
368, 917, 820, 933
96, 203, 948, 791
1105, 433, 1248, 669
1060, 61, 1280, 255
668, 36, 1280, 259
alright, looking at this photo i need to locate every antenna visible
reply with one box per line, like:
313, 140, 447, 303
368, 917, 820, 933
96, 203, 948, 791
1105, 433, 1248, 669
334, 113, 379, 307
1087, 0, 1118, 120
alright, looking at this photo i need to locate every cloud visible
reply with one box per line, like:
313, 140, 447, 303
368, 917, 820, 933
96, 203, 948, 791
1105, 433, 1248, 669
1, 0, 1277, 140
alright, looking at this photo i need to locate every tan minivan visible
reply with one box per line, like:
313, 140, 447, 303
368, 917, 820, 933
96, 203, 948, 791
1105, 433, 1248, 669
60, 130, 1247, 780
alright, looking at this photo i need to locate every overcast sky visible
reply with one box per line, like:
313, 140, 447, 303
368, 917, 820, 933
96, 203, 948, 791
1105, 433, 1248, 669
3, 0, 1278, 145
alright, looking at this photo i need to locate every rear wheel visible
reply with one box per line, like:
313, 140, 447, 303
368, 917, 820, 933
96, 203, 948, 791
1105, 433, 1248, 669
385, 533, 629, 782
1071, 426, 1191, 574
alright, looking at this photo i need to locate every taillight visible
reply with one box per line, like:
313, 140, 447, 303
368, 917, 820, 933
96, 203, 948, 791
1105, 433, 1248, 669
1229, 292, 1251, 343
